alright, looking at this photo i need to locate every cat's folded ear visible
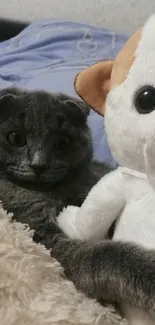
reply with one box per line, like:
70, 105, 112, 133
0, 88, 21, 117
64, 98, 90, 117
0, 88, 21, 104
0, 87, 21, 98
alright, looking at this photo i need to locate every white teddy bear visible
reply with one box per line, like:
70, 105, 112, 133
58, 14, 155, 251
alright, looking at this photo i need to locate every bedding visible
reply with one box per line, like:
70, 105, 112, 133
0, 20, 128, 167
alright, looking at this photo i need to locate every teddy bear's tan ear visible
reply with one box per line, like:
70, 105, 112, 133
74, 60, 114, 116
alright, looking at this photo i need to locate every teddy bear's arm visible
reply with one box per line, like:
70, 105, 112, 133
58, 168, 125, 241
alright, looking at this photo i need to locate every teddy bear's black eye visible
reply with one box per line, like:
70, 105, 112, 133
134, 86, 155, 114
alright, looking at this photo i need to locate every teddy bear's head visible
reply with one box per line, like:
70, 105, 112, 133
75, 14, 155, 174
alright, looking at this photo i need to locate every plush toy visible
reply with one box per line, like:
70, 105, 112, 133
55, 14, 155, 325
58, 15, 155, 253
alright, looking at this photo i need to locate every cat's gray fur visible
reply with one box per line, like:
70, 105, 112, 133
44, 222, 155, 322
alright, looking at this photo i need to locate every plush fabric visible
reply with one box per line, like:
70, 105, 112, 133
0, 207, 127, 325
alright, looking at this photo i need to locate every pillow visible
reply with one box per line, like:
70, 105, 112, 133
0, 20, 128, 167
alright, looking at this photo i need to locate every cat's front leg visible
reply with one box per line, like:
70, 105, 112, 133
47, 222, 155, 315
0, 179, 48, 223
0, 179, 64, 244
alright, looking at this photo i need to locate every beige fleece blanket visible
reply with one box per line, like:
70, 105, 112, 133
0, 207, 127, 325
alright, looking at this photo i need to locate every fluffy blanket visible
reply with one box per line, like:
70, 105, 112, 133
0, 207, 127, 325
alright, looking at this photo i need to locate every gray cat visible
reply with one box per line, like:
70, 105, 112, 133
0, 87, 110, 243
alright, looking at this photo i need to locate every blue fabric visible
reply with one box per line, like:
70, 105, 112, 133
0, 20, 128, 167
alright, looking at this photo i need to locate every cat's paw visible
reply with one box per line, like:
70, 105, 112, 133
57, 205, 80, 239
33, 220, 64, 249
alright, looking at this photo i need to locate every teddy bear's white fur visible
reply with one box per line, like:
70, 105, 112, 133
57, 14, 155, 251
0, 206, 127, 325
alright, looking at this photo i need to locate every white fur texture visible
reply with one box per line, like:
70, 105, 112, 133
58, 168, 125, 241
58, 166, 155, 249
105, 13, 155, 173
0, 207, 127, 325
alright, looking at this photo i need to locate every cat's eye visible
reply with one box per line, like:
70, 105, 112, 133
134, 86, 155, 114
56, 136, 70, 150
7, 131, 26, 147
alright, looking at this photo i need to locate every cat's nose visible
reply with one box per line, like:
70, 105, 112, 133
30, 162, 47, 175
30, 151, 48, 175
